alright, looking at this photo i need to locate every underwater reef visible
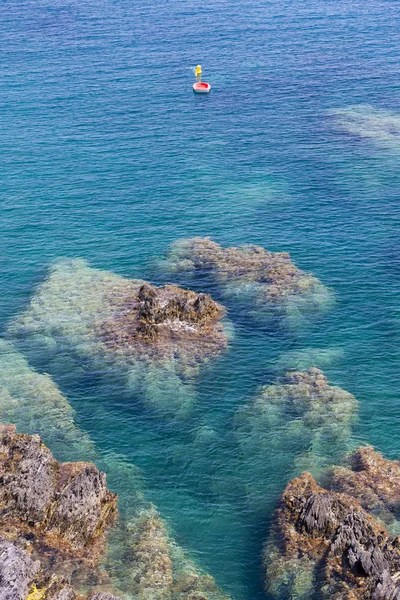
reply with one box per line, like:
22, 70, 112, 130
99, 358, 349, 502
331, 105, 400, 147
0, 423, 232, 600
0, 339, 96, 463
234, 367, 359, 512
0, 424, 117, 599
0, 341, 232, 600
7, 259, 228, 416
264, 465, 400, 600
161, 237, 333, 328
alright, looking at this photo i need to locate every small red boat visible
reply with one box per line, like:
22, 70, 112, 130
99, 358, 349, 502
193, 81, 211, 94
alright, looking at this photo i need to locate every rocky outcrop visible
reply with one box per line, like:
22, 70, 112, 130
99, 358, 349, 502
0, 425, 117, 555
0, 425, 117, 598
234, 368, 358, 512
162, 237, 332, 326
330, 446, 400, 526
8, 259, 228, 415
98, 281, 226, 363
264, 472, 400, 600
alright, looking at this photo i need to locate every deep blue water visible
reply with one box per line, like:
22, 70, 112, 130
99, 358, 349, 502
1, 0, 400, 598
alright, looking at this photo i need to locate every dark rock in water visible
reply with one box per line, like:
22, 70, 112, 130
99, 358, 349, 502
264, 472, 400, 599
0, 538, 40, 600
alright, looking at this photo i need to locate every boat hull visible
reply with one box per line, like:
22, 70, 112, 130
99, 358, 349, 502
193, 82, 211, 94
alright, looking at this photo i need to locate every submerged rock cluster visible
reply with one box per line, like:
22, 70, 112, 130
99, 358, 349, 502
0, 424, 231, 600
331, 105, 400, 147
264, 447, 400, 600
8, 259, 227, 415
162, 237, 332, 326
234, 368, 358, 511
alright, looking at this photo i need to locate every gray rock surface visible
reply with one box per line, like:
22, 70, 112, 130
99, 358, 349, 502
0, 539, 39, 600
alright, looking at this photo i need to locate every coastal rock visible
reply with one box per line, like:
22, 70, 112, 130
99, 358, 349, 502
0, 426, 116, 583
162, 237, 332, 326
330, 446, 400, 524
264, 472, 400, 599
8, 259, 228, 415
0, 538, 40, 600
234, 368, 358, 511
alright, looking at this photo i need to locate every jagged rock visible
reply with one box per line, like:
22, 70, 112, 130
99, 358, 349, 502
0, 426, 117, 599
330, 446, 400, 522
0, 538, 39, 600
264, 472, 400, 600
0, 430, 59, 525
46, 462, 115, 548
0, 428, 117, 553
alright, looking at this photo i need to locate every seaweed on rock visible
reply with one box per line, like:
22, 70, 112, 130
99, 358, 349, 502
161, 237, 333, 328
329, 446, 400, 532
7, 259, 228, 416
234, 368, 358, 512
264, 472, 400, 600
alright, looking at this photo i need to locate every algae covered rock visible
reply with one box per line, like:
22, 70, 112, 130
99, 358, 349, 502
0, 425, 116, 561
162, 237, 332, 327
234, 368, 358, 511
8, 259, 228, 415
330, 446, 400, 529
264, 472, 400, 600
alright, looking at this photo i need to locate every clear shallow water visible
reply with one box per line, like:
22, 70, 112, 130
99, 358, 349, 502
1, 0, 400, 598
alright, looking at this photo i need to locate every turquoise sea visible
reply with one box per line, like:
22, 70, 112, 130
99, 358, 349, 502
1, 0, 400, 598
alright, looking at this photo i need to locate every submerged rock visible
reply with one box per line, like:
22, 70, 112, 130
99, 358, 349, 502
331, 105, 400, 147
330, 446, 400, 528
0, 340, 96, 462
106, 506, 231, 600
162, 237, 332, 327
234, 368, 358, 511
8, 259, 228, 415
264, 472, 400, 600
